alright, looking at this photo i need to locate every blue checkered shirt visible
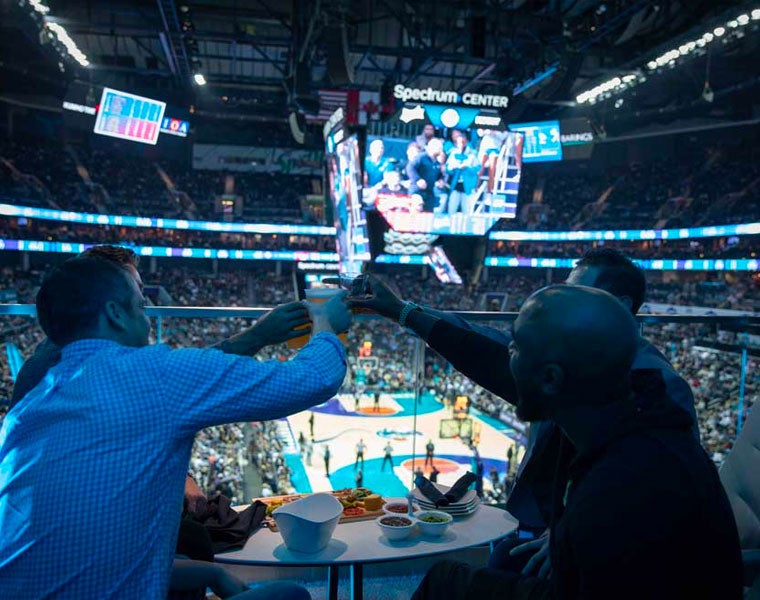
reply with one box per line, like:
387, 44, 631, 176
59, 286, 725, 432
0, 333, 345, 598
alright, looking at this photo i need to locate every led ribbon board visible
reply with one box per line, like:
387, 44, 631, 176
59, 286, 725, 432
0, 239, 338, 262
375, 254, 760, 271
2, 203, 757, 241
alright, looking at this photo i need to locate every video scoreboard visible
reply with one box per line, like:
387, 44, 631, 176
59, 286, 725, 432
93, 87, 166, 145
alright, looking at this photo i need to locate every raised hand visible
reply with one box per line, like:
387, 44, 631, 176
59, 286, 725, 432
251, 301, 312, 346
345, 274, 406, 322
306, 290, 352, 336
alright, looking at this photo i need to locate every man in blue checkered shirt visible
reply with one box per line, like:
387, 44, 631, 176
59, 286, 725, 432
0, 257, 350, 598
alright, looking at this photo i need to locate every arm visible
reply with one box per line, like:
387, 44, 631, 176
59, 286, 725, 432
163, 334, 346, 437
347, 275, 518, 403
209, 301, 312, 356
163, 296, 350, 436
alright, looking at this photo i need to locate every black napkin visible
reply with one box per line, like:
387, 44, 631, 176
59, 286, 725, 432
444, 472, 477, 503
415, 472, 478, 507
415, 474, 450, 507
181, 493, 267, 554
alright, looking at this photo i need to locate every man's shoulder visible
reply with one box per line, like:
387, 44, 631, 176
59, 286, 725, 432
573, 431, 707, 508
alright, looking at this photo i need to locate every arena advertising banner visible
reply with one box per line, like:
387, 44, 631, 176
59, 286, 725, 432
192, 144, 323, 175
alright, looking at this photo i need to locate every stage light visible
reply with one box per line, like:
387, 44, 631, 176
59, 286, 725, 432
714, 26, 726, 36
737, 14, 750, 25
752, 9, 760, 20
193, 73, 207, 86
28, 0, 50, 13
46, 22, 88, 66
727, 20, 738, 28
647, 60, 657, 70
702, 32, 714, 42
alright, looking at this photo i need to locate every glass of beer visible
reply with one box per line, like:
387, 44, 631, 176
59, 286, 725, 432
286, 287, 347, 349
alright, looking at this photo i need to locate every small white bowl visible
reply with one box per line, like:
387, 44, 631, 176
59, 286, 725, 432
376, 514, 417, 541
382, 497, 417, 516
273, 493, 343, 553
416, 510, 453, 537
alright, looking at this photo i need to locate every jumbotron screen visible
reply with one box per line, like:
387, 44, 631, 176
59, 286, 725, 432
362, 105, 523, 237
91, 87, 169, 145
326, 131, 370, 274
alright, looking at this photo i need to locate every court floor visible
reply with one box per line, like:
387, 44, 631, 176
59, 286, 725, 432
286, 392, 523, 497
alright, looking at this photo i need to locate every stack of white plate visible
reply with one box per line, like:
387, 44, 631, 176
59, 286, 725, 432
412, 483, 480, 517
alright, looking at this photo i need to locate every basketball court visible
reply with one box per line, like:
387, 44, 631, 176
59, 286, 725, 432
285, 391, 524, 498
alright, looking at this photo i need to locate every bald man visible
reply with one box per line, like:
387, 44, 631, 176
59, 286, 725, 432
412, 286, 742, 600
347, 248, 697, 537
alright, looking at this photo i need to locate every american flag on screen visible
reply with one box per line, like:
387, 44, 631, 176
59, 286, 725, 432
305, 89, 351, 124
305, 89, 381, 124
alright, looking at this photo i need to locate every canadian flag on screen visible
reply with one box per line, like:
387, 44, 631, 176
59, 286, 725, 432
357, 91, 381, 125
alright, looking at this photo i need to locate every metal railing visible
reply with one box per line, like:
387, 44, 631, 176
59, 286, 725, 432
3, 304, 758, 448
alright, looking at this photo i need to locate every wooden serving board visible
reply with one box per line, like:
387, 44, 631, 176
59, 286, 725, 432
253, 491, 386, 533
265, 507, 386, 532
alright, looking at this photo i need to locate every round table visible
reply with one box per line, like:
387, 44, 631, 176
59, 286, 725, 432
216, 505, 517, 600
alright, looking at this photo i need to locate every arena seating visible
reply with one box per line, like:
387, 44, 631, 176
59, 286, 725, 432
3, 138, 760, 231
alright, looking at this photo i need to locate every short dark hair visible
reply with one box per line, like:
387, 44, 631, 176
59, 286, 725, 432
36, 257, 134, 346
574, 248, 646, 314
80, 245, 139, 268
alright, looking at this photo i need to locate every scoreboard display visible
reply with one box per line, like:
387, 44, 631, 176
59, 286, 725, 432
508, 121, 562, 163
93, 87, 166, 145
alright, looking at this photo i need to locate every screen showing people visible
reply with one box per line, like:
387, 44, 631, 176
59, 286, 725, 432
426, 246, 463, 284
326, 133, 371, 274
363, 124, 524, 235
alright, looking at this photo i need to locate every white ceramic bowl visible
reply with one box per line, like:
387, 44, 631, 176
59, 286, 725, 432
416, 510, 453, 537
382, 497, 417, 516
376, 513, 417, 541
272, 493, 343, 553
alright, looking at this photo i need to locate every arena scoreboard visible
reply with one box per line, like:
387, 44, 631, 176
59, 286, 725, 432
93, 87, 166, 145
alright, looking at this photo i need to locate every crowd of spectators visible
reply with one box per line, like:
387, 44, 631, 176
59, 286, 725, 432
0, 264, 757, 483
188, 424, 247, 503
488, 237, 758, 261
3, 136, 760, 232
0, 139, 319, 223
505, 141, 760, 231
248, 421, 297, 498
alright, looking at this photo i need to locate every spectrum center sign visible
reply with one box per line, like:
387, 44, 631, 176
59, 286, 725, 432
393, 85, 510, 109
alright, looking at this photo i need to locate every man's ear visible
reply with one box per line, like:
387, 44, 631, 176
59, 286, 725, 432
539, 363, 564, 396
103, 300, 128, 332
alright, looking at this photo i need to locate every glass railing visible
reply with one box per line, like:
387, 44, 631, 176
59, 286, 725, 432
1, 305, 757, 506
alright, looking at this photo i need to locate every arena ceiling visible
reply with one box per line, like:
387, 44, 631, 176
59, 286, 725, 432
1, 0, 759, 132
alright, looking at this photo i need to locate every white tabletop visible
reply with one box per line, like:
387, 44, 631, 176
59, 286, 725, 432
215, 505, 517, 567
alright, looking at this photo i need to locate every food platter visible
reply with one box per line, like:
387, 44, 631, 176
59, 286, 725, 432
255, 488, 387, 532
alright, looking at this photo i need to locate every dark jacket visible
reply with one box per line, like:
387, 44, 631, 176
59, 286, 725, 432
548, 394, 743, 599
408, 154, 442, 211
423, 310, 699, 529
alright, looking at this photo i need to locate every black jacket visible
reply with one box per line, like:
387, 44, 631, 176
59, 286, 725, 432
547, 394, 743, 599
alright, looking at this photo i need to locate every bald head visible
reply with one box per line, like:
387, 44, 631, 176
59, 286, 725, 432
509, 285, 638, 421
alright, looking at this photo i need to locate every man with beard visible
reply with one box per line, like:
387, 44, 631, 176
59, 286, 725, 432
411, 286, 742, 599
341, 248, 698, 573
